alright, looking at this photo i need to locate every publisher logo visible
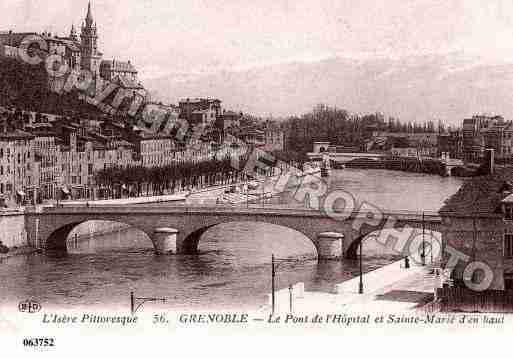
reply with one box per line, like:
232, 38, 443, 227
18, 299, 41, 314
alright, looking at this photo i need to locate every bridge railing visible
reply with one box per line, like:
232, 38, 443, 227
32, 203, 441, 221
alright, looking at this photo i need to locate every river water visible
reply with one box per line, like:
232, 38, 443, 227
0, 169, 463, 311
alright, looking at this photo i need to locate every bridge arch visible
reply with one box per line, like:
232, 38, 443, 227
46, 222, 83, 251
345, 228, 443, 262
45, 220, 152, 252
179, 221, 319, 258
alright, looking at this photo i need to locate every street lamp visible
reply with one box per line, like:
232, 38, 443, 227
261, 181, 265, 208
271, 254, 275, 315
421, 212, 426, 266
271, 254, 299, 316
358, 240, 364, 294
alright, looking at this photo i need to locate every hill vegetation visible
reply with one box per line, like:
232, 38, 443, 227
0, 57, 106, 119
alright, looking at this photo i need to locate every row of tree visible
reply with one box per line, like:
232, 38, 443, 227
283, 104, 452, 156
94, 155, 251, 199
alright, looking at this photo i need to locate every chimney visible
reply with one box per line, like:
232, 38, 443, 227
484, 148, 495, 175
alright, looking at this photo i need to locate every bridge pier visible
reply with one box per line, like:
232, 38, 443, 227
151, 228, 179, 255
314, 232, 344, 260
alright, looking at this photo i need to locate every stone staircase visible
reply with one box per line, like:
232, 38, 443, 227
218, 192, 259, 205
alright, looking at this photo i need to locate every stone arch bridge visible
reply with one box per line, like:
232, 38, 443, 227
24, 205, 443, 260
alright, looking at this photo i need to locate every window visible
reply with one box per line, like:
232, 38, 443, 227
505, 273, 513, 290
505, 234, 513, 259
505, 204, 513, 220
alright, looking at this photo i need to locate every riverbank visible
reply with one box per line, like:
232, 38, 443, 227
0, 246, 40, 260
344, 156, 448, 176
263, 258, 438, 314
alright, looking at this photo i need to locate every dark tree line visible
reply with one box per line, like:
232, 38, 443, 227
283, 104, 448, 156
0, 57, 107, 119
94, 155, 251, 199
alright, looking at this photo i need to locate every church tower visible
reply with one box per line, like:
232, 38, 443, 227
69, 24, 78, 41
80, 2, 102, 76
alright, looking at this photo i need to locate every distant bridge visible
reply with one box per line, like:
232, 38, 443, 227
25, 205, 443, 260
307, 152, 385, 164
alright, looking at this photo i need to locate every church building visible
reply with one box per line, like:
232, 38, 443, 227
0, 2, 144, 92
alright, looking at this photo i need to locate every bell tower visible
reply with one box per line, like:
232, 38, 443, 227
80, 2, 102, 76
69, 24, 78, 41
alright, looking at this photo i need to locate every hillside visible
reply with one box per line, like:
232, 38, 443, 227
0, 57, 106, 119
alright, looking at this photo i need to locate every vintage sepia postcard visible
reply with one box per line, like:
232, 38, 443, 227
1, 0, 512, 355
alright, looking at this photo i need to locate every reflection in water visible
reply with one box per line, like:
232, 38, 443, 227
0, 169, 463, 310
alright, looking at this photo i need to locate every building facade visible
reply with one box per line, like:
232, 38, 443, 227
0, 130, 35, 205
179, 98, 222, 126
33, 133, 61, 201
462, 115, 500, 162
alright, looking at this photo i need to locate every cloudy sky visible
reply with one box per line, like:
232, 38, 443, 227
2, 0, 513, 79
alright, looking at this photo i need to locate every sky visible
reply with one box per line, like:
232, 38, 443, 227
3, 0, 513, 80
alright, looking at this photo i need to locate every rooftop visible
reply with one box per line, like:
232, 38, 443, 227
179, 98, 221, 104
440, 167, 513, 216
101, 59, 138, 73
112, 75, 144, 90
0, 130, 35, 140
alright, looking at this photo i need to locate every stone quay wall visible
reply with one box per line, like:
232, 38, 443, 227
0, 210, 28, 248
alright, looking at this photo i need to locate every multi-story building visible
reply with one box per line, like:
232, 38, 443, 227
483, 121, 513, 160
263, 123, 284, 152
179, 98, 222, 126
239, 128, 265, 147
390, 146, 437, 158
216, 110, 241, 130
0, 130, 35, 205
0, 43, 21, 59
438, 130, 463, 159
371, 132, 439, 147
32, 132, 61, 201
462, 115, 500, 162
60, 132, 136, 199
100, 59, 137, 82
137, 134, 176, 167
100, 59, 145, 96
440, 163, 513, 291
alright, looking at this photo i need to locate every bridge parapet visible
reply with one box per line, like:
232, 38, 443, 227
26, 205, 442, 223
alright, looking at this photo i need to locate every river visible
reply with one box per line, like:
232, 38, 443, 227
0, 169, 463, 311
